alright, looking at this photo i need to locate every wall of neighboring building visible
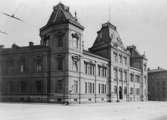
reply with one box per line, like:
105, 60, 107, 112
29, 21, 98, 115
0, 46, 50, 102
148, 71, 167, 101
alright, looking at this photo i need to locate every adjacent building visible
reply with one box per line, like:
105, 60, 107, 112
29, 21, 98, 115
0, 3, 148, 103
148, 67, 167, 101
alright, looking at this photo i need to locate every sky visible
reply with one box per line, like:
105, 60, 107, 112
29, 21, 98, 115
0, 0, 167, 69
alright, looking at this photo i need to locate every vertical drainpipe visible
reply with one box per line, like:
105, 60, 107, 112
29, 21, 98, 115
94, 60, 97, 103
79, 55, 81, 104
47, 49, 51, 103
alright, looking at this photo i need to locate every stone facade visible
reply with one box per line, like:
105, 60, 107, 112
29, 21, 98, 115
0, 3, 148, 103
148, 67, 167, 101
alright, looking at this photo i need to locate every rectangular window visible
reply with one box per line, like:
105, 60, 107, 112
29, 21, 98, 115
85, 82, 87, 93
20, 81, 26, 92
98, 83, 100, 94
56, 80, 63, 93
124, 87, 127, 94
124, 57, 127, 65
130, 88, 133, 95
136, 88, 140, 95
114, 86, 117, 94
58, 39, 63, 47
57, 57, 63, 71
124, 71, 127, 82
119, 70, 123, 81
119, 55, 122, 64
114, 68, 117, 81
113, 52, 118, 63
136, 75, 140, 83
130, 74, 134, 82
36, 80, 42, 93
74, 80, 78, 93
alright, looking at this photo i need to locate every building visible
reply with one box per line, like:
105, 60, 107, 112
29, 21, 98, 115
0, 3, 148, 103
148, 67, 167, 101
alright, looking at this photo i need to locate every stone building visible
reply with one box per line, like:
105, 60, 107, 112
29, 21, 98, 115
0, 3, 148, 103
148, 67, 167, 101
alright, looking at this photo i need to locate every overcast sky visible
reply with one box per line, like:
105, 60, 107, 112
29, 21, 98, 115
0, 0, 167, 69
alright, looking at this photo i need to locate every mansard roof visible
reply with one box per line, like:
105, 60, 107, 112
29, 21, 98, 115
90, 22, 126, 51
41, 2, 84, 31
127, 45, 147, 60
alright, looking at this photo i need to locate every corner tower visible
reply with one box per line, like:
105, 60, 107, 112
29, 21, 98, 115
40, 3, 84, 103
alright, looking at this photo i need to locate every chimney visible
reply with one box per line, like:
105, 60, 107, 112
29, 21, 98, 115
0, 45, 4, 48
29, 42, 34, 47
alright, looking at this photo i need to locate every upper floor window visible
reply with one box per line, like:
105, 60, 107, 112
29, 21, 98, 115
84, 61, 95, 75
36, 56, 42, 72
135, 75, 140, 83
136, 88, 140, 95
119, 54, 122, 64
56, 31, 65, 47
55, 80, 63, 93
130, 74, 134, 82
144, 64, 147, 71
42, 35, 49, 46
57, 55, 64, 71
130, 88, 133, 95
72, 56, 79, 72
98, 65, 107, 77
119, 70, 123, 81
72, 32, 80, 49
124, 57, 127, 65
73, 80, 78, 93
36, 80, 42, 93
20, 57, 25, 73
124, 71, 127, 82
113, 52, 118, 63
114, 68, 117, 81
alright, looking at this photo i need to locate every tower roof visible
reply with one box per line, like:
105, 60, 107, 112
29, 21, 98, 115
41, 2, 84, 31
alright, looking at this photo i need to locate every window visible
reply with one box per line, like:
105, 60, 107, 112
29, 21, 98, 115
85, 82, 87, 93
124, 87, 127, 95
114, 86, 117, 94
119, 70, 123, 81
124, 71, 127, 82
124, 57, 127, 65
130, 74, 134, 82
74, 80, 78, 93
130, 88, 133, 95
36, 56, 42, 72
119, 54, 122, 64
57, 37, 63, 47
36, 80, 42, 93
114, 68, 117, 81
20, 57, 25, 72
72, 56, 79, 72
56, 80, 63, 93
136, 75, 140, 83
99, 84, 100, 94
57, 56, 63, 71
144, 64, 147, 71
20, 64, 24, 72
43, 35, 50, 46
113, 52, 118, 63
98, 65, 107, 77
57, 32, 64, 47
84, 61, 95, 76
136, 88, 140, 95
20, 81, 26, 92
72, 33, 80, 48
